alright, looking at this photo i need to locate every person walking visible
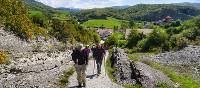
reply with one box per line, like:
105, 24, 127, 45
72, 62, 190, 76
93, 44, 106, 76
71, 44, 88, 87
82, 45, 91, 61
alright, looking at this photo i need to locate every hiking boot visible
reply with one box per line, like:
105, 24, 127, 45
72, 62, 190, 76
83, 83, 86, 87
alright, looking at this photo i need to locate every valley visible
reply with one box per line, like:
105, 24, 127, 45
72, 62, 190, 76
1, 0, 200, 88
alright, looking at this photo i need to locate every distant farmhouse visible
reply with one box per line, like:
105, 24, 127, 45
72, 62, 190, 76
154, 16, 173, 25
97, 28, 113, 40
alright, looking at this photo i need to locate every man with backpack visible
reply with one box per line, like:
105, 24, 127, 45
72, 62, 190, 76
92, 44, 106, 76
71, 44, 88, 87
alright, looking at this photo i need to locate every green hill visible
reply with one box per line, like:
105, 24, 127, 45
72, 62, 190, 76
74, 4, 200, 22
174, 2, 200, 9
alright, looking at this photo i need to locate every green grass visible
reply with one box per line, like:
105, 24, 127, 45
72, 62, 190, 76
105, 52, 117, 83
129, 53, 200, 88
82, 17, 122, 29
124, 84, 141, 88
59, 68, 75, 87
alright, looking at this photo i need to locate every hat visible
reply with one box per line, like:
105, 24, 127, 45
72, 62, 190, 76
76, 43, 83, 51
100, 40, 104, 44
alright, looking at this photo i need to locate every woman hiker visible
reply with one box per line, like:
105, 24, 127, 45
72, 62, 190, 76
71, 44, 88, 87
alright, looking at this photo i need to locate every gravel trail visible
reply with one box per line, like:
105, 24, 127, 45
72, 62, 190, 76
68, 52, 121, 88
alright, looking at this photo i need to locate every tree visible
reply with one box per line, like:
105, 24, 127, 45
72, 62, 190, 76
127, 29, 144, 48
0, 0, 46, 39
105, 33, 124, 46
137, 27, 169, 51
29, 11, 47, 27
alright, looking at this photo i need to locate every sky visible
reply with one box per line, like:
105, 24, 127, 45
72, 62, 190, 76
35, 0, 200, 9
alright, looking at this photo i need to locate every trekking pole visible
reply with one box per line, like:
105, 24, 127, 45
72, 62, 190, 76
93, 59, 95, 75
104, 52, 107, 76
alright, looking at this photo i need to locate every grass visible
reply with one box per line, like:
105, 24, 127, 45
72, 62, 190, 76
105, 52, 117, 83
59, 68, 75, 87
129, 53, 200, 88
0, 51, 10, 64
82, 17, 122, 29
124, 84, 141, 88
155, 82, 173, 88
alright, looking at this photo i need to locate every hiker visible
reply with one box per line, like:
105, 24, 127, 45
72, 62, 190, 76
93, 44, 106, 76
82, 45, 91, 61
71, 44, 88, 87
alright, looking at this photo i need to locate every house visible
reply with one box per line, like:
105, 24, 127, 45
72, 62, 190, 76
97, 28, 113, 40
154, 16, 173, 25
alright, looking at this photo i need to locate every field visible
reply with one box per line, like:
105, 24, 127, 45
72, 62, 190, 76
82, 17, 122, 29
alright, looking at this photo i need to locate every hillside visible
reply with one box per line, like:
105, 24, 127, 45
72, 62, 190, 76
22, 0, 56, 15
74, 4, 200, 22
175, 2, 200, 9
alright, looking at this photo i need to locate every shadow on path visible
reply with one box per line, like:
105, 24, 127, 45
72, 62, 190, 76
86, 74, 96, 79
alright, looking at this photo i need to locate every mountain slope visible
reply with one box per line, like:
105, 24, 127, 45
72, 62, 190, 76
174, 2, 200, 9
22, 0, 56, 14
74, 4, 200, 22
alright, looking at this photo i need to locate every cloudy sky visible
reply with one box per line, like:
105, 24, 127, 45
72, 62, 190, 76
35, 0, 200, 9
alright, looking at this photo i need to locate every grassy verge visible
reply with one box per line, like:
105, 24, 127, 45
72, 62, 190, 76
129, 53, 200, 88
58, 67, 75, 88
105, 52, 117, 83
0, 51, 10, 64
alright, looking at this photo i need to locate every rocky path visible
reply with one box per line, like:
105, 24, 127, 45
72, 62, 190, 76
68, 52, 121, 88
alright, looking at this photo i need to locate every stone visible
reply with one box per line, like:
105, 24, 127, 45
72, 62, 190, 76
111, 48, 174, 88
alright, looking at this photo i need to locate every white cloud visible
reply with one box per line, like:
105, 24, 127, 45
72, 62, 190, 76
35, 0, 200, 9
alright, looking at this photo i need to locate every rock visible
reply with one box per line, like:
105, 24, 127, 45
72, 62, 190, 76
150, 45, 200, 65
111, 48, 174, 88
112, 48, 137, 85
142, 45, 200, 83
0, 51, 73, 88
0, 28, 74, 88
135, 62, 174, 88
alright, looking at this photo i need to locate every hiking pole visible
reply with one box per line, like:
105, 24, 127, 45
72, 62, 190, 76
93, 59, 96, 75
104, 53, 107, 76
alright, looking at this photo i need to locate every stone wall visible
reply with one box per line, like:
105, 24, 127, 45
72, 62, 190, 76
111, 48, 174, 88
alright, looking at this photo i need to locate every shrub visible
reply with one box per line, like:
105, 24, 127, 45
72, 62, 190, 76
137, 27, 169, 51
0, 0, 48, 39
137, 38, 149, 51
127, 29, 144, 48
118, 40, 128, 48
0, 51, 9, 64
170, 34, 188, 50
59, 68, 75, 87
105, 33, 124, 47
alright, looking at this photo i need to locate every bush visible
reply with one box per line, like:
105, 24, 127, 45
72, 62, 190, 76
0, 0, 48, 39
59, 68, 75, 87
170, 34, 188, 50
0, 51, 9, 64
127, 29, 144, 48
137, 27, 169, 51
137, 38, 149, 51
105, 33, 124, 47
118, 40, 128, 48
